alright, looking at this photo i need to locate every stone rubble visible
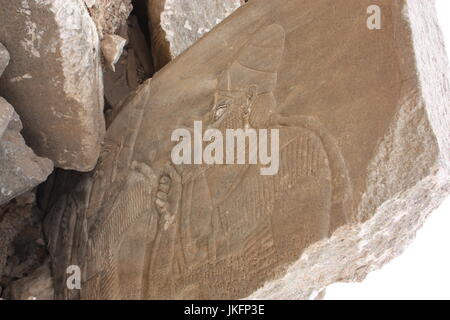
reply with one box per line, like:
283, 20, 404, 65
103, 14, 154, 126
9, 262, 54, 300
0, 192, 50, 300
101, 34, 127, 72
0, 0, 105, 171
0, 97, 53, 205
87, 0, 133, 38
1, 42, 53, 299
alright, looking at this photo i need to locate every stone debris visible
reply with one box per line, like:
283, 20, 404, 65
103, 15, 154, 125
87, 0, 133, 37
101, 34, 127, 72
0, 98, 53, 205
0, 0, 105, 171
148, 0, 243, 70
0, 192, 35, 282
0, 191, 50, 300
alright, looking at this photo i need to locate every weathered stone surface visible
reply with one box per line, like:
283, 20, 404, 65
0, 42, 9, 78
148, 0, 243, 70
45, 0, 450, 299
9, 262, 54, 300
0, 98, 53, 205
0, 0, 105, 171
88, 0, 132, 37
101, 34, 127, 72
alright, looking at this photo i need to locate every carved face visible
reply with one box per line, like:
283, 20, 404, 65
209, 85, 260, 131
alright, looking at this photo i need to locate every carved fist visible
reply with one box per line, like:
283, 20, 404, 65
154, 164, 182, 221
155, 175, 171, 212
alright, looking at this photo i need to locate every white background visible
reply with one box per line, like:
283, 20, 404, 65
325, 0, 450, 300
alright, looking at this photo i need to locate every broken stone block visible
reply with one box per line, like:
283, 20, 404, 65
0, 42, 9, 78
0, 98, 53, 205
9, 262, 54, 300
0, 0, 105, 171
88, 0, 133, 38
101, 34, 127, 72
45, 0, 450, 299
148, 0, 243, 70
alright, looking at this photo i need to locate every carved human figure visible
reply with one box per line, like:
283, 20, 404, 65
143, 24, 353, 299
46, 24, 353, 300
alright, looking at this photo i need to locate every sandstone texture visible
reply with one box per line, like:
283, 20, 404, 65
0, 0, 105, 171
148, 0, 243, 70
44, 0, 450, 299
0, 98, 53, 205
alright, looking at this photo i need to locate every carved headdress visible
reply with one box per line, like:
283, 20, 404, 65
217, 24, 286, 95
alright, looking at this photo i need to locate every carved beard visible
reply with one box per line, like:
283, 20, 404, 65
211, 93, 275, 133
217, 103, 243, 132
210, 90, 246, 133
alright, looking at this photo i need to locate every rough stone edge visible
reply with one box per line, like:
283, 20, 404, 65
160, 0, 243, 58
0, 42, 10, 78
246, 0, 450, 300
0, 98, 54, 205
49, 0, 105, 171
0, 96, 14, 139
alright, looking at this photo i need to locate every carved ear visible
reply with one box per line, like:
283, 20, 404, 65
217, 68, 231, 91
247, 85, 258, 106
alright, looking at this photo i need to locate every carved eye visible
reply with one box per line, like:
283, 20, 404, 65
213, 101, 230, 121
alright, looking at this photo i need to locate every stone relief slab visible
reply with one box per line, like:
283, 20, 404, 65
44, 0, 450, 299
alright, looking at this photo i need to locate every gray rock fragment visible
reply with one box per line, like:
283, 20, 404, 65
148, 0, 243, 70
0, 98, 53, 205
101, 34, 127, 72
0, 0, 105, 171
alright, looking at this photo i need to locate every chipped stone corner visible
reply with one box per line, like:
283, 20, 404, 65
246, 0, 450, 300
